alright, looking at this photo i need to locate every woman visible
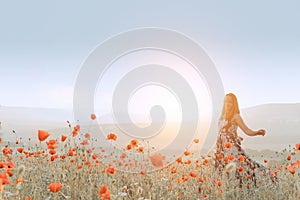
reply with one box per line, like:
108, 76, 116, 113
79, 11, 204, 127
213, 93, 276, 187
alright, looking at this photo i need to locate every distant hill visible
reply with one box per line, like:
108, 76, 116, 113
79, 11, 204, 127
0, 106, 72, 141
0, 103, 299, 151
239, 103, 300, 151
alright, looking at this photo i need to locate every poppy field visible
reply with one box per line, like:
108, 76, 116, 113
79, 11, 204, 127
0, 115, 299, 200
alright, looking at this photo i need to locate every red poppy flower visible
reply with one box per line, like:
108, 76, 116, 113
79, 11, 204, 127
84, 133, 91, 139
224, 142, 232, 149
0, 173, 11, 184
171, 166, 177, 174
228, 154, 235, 161
80, 140, 89, 146
238, 167, 245, 172
91, 114, 96, 120
48, 182, 62, 193
38, 130, 50, 142
189, 171, 198, 178
125, 144, 132, 150
198, 177, 204, 182
47, 140, 58, 149
49, 149, 56, 155
106, 133, 117, 141
193, 139, 199, 143
61, 135, 67, 142
105, 166, 116, 174
238, 155, 245, 162
130, 139, 138, 148
17, 147, 24, 153
295, 143, 300, 151
184, 151, 191, 156
136, 146, 144, 153
98, 184, 108, 195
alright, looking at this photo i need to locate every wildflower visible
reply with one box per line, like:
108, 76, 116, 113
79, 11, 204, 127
68, 150, 75, 156
72, 130, 78, 137
228, 154, 235, 161
136, 146, 144, 153
105, 166, 116, 174
238, 167, 245, 172
216, 153, 223, 160
291, 160, 300, 168
295, 143, 300, 151
91, 114, 96, 120
130, 139, 138, 148
38, 130, 50, 142
193, 139, 199, 143
80, 140, 89, 146
2, 147, 13, 156
98, 184, 110, 200
176, 157, 182, 164
61, 135, 67, 142
171, 166, 177, 174
120, 153, 127, 159
48, 182, 62, 193
198, 177, 204, 182
16, 177, 24, 184
216, 181, 222, 186
17, 147, 24, 153
216, 189, 222, 196
198, 187, 202, 194
184, 150, 191, 156
287, 155, 291, 161
139, 170, 146, 176
85, 133, 91, 139
289, 168, 295, 174
47, 140, 58, 149
264, 159, 268, 163
178, 193, 183, 198
223, 157, 229, 164
74, 124, 80, 132
182, 175, 189, 182
238, 155, 245, 162
125, 144, 132, 150
189, 171, 198, 178
224, 142, 232, 148
49, 149, 56, 155
202, 159, 209, 165
107, 133, 117, 141
0, 173, 11, 184
184, 160, 192, 165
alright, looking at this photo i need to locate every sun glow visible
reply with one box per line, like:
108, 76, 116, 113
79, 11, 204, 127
94, 49, 213, 150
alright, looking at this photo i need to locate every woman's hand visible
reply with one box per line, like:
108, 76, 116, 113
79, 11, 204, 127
256, 129, 266, 136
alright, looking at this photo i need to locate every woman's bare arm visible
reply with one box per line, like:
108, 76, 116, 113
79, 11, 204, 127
233, 114, 265, 136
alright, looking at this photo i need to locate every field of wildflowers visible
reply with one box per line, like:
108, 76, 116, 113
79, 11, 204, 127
0, 114, 299, 200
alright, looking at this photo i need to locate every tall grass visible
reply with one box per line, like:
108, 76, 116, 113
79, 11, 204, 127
0, 120, 299, 200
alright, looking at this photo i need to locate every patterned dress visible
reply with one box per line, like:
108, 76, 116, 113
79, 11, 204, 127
213, 118, 276, 187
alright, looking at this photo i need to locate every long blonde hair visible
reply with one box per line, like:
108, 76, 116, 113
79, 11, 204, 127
220, 93, 240, 122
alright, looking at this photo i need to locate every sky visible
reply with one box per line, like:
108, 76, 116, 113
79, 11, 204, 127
0, 0, 300, 113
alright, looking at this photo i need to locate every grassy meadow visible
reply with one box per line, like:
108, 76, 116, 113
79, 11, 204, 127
0, 117, 299, 200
